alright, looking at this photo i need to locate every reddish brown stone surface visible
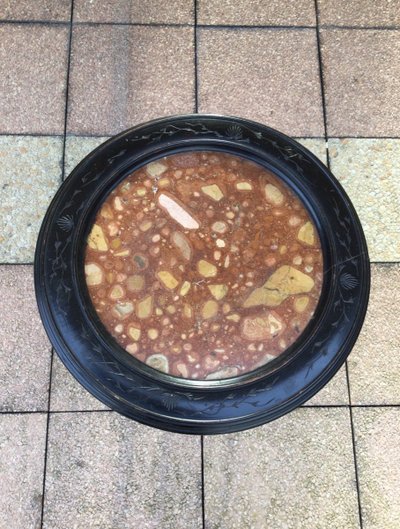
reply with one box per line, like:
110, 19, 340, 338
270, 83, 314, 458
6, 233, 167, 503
85, 152, 323, 379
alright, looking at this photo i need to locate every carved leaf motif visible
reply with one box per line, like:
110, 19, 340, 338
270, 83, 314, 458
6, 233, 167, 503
340, 272, 359, 290
56, 214, 74, 232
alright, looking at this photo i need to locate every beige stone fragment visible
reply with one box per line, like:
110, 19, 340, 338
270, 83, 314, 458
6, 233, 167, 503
109, 285, 124, 300
206, 366, 239, 380
211, 221, 228, 234
112, 301, 134, 319
113, 196, 123, 211
176, 362, 189, 377
114, 249, 130, 257
180, 281, 191, 296
100, 204, 114, 219
171, 231, 192, 261
136, 187, 147, 197
158, 177, 170, 188
298, 221, 315, 246
264, 183, 284, 206
85, 263, 104, 286
111, 238, 121, 250
148, 328, 159, 340
201, 184, 224, 201
236, 182, 252, 191
243, 265, 314, 308
107, 222, 119, 237
126, 274, 145, 292
226, 313, 240, 322
126, 343, 138, 354
208, 284, 228, 300
136, 295, 153, 319
146, 161, 167, 178
157, 270, 179, 290
183, 303, 193, 318
139, 220, 153, 232
198, 260, 217, 278
146, 354, 168, 373
87, 224, 108, 251
128, 326, 141, 341
158, 193, 200, 230
222, 303, 231, 314
294, 295, 310, 313
241, 312, 285, 341
201, 300, 219, 319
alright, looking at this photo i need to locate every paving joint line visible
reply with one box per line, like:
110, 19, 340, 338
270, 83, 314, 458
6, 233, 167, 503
0, 262, 34, 266
61, 1, 74, 182
2, 19, 400, 31
345, 362, 365, 529
314, 0, 331, 170
2, 132, 400, 140
38, 348, 54, 529
200, 435, 206, 529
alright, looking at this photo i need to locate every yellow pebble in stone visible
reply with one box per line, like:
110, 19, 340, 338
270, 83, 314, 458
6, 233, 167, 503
208, 284, 228, 300
236, 182, 252, 191
198, 260, 217, 278
201, 184, 224, 201
157, 270, 179, 290
201, 300, 219, 319
148, 328, 159, 340
297, 221, 315, 246
180, 281, 191, 296
128, 326, 141, 341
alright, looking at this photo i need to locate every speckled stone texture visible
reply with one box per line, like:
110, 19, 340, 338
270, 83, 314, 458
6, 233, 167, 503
64, 136, 110, 177
318, 0, 400, 27
0, 136, 62, 262
348, 264, 400, 404
321, 29, 400, 136
74, 0, 194, 23
298, 137, 327, 164
204, 408, 359, 529
303, 365, 348, 405
50, 355, 109, 411
198, 29, 324, 137
0, 266, 51, 411
353, 408, 400, 529
68, 26, 194, 135
0, 0, 71, 21
198, 0, 316, 26
0, 414, 47, 529
0, 25, 68, 134
43, 412, 202, 529
328, 139, 400, 261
